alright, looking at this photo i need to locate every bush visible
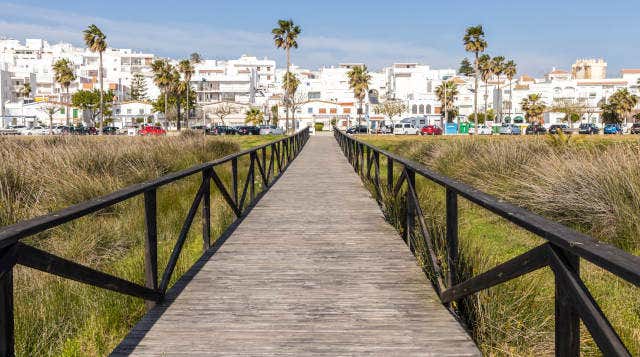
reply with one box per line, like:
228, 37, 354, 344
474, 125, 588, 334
314, 122, 324, 131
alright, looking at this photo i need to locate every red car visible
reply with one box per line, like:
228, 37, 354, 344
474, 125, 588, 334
138, 125, 166, 136
420, 125, 443, 135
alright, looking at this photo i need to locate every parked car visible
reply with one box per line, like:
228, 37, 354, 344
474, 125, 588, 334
8, 125, 29, 135
207, 126, 237, 135
469, 124, 492, 135
375, 125, 393, 134
346, 125, 369, 134
259, 125, 284, 135
237, 126, 260, 135
525, 124, 547, 135
578, 123, 599, 135
548, 124, 571, 134
603, 123, 623, 135
68, 126, 98, 135
420, 125, 443, 135
499, 124, 521, 135
51, 125, 69, 135
393, 123, 419, 135
629, 123, 640, 134
102, 126, 119, 135
24, 126, 48, 135
138, 125, 166, 136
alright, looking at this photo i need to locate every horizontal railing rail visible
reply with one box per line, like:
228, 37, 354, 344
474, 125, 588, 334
334, 128, 639, 357
0, 128, 309, 357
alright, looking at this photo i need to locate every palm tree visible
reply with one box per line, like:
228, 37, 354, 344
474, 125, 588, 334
83, 24, 107, 134
347, 65, 372, 129
478, 54, 492, 119
491, 56, 505, 122
19, 82, 32, 99
52, 58, 76, 126
178, 59, 195, 128
190, 52, 202, 64
245, 107, 264, 125
272, 19, 301, 133
609, 88, 639, 126
435, 80, 459, 124
520, 94, 546, 124
151, 59, 173, 125
282, 72, 300, 130
503, 60, 517, 122
463, 25, 488, 131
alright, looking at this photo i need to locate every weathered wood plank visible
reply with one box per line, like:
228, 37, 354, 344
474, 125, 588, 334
112, 136, 480, 356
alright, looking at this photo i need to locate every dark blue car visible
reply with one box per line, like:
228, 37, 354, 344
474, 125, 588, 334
603, 124, 623, 135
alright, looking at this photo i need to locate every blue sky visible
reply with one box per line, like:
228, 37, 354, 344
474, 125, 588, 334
0, 0, 638, 76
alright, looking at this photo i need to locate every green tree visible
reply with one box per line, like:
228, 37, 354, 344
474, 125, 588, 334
435, 80, 459, 123
552, 99, 586, 127
520, 93, 546, 124
272, 19, 301, 133
83, 24, 108, 133
152, 79, 196, 130
503, 60, 517, 121
373, 100, 406, 127
190, 52, 202, 64
178, 59, 196, 128
245, 107, 264, 125
608, 88, 638, 126
39, 104, 60, 134
151, 59, 174, 123
129, 73, 147, 100
19, 82, 32, 99
52, 58, 76, 126
347, 65, 372, 128
71, 89, 115, 124
491, 56, 506, 121
458, 58, 474, 77
282, 72, 300, 130
270, 105, 279, 125
478, 54, 492, 118
463, 25, 488, 131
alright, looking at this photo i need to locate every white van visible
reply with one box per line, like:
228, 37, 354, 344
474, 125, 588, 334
393, 123, 419, 135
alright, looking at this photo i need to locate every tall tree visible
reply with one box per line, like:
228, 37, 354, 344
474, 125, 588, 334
71, 89, 115, 125
347, 65, 372, 129
213, 102, 236, 126
129, 73, 147, 100
520, 94, 546, 124
463, 25, 488, 131
491, 56, 506, 122
83, 24, 107, 134
503, 60, 517, 122
608, 88, 638, 126
282, 72, 300, 130
151, 59, 173, 125
244, 107, 264, 125
458, 58, 474, 77
435, 80, 459, 123
178, 59, 195, 128
190, 52, 202, 64
373, 100, 406, 128
272, 19, 301, 133
52, 58, 76, 126
270, 105, 279, 125
478, 54, 493, 119
19, 82, 32, 99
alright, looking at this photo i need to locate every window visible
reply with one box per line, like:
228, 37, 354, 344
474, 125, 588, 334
329, 108, 337, 114
395, 124, 402, 128
411, 104, 417, 114
308, 92, 321, 100
343, 108, 351, 114
307, 107, 313, 114
319, 108, 327, 114
139, 109, 144, 114
425, 105, 431, 114
127, 109, 132, 114
418, 104, 424, 114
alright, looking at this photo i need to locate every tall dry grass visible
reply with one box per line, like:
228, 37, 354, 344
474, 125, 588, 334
0, 135, 277, 356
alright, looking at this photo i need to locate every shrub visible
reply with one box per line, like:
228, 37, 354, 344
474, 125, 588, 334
314, 122, 324, 131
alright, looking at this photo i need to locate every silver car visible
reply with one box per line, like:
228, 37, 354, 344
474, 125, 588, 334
259, 125, 284, 135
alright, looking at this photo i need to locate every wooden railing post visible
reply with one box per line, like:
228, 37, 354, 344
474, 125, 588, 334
202, 168, 212, 251
555, 249, 580, 357
231, 157, 239, 205
387, 157, 394, 192
445, 188, 459, 291
404, 169, 416, 253
0, 246, 15, 357
143, 189, 158, 309
250, 152, 256, 201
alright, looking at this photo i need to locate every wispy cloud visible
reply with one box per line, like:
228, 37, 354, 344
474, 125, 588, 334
0, 2, 560, 75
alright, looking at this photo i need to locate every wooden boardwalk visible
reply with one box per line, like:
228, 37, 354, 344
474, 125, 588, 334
112, 135, 480, 356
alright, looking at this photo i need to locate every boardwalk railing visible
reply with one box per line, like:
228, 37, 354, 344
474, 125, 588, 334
0, 128, 309, 357
334, 129, 640, 357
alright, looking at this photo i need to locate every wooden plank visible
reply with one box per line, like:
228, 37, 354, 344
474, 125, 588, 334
114, 136, 479, 356
143, 190, 158, 309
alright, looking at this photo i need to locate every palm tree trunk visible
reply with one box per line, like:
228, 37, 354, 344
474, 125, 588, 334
509, 79, 513, 121
177, 98, 181, 131
484, 80, 488, 120
164, 91, 168, 128
65, 86, 70, 126
50, 114, 53, 135
496, 76, 501, 123
186, 84, 190, 129
99, 51, 104, 135
285, 47, 290, 133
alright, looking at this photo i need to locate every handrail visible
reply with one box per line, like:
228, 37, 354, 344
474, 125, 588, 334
0, 128, 310, 357
334, 128, 638, 357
